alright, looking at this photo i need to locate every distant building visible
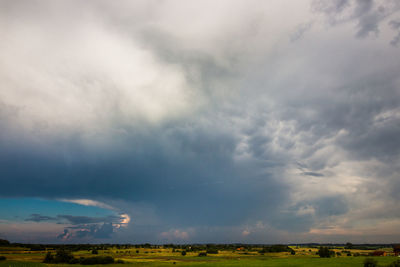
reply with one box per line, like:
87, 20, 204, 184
393, 245, 400, 256
372, 251, 386, 256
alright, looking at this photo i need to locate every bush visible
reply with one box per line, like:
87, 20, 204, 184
0, 256, 6, 261
92, 249, 98, 254
115, 259, 124, 264
54, 249, 74, 263
69, 258, 80, 264
291, 250, 296, 255
318, 247, 333, 258
181, 251, 187, 256
364, 258, 378, 267
206, 249, 218, 254
198, 252, 207, 257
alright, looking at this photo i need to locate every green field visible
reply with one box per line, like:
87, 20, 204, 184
1, 246, 399, 267
1, 257, 399, 267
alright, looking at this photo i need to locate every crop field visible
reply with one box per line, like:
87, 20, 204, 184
1, 246, 399, 267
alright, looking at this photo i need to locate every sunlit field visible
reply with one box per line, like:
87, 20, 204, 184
1, 245, 399, 267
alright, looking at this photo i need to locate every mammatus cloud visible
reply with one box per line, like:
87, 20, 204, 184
0, 0, 399, 243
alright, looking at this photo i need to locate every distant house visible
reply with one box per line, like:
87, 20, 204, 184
393, 245, 400, 256
372, 251, 386, 256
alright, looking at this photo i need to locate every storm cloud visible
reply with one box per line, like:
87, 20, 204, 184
1, 0, 400, 243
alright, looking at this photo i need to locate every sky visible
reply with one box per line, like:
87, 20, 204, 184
0, 0, 400, 244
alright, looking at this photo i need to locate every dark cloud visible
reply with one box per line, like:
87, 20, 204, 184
25, 214, 125, 225
302, 172, 324, 177
57, 215, 122, 225
67, 223, 114, 239
25, 214, 57, 222
314, 196, 348, 217
25, 214, 126, 240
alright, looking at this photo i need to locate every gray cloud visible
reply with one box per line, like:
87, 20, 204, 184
66, 223, 114, 239
25, 214, 126, 225
302, 172, 325, 177
25, 214, 58, 222
389, 19, 400, 46
24, 213, 125, 240
57, 215, 123, 225
290, 22, 314, 42
312, 0, 400, 40
57, 229, 70, 240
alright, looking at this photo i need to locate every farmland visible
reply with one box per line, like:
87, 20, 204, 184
1, 244, 399, 267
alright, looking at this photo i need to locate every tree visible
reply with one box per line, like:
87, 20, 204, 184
181, 251, 187, 256
92, 249, 98, 255
0, 239, 10, 246
345, 242, 354, 249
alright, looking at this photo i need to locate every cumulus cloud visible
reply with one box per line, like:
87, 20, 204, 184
160, 229, 190, 241
66, 223, 115, 239
25, 213, 129, 240
0, 0, 400, 243
57, 229, 70, 240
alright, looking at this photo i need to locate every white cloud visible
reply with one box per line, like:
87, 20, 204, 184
160, 229, 190, 241
58, 199, 115, 210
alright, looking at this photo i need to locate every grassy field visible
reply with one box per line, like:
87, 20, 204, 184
1, 246, 399, 267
